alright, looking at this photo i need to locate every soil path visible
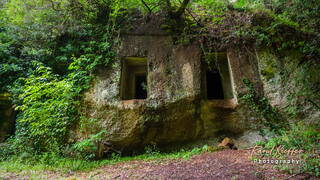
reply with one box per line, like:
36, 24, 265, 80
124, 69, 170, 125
0, 149, 317, 180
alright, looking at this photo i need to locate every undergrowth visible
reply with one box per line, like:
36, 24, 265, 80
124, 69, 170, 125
0, 23, 117, 159
241, 77, 319, 177
256, 122, 320, 177
0, 145, 210, 173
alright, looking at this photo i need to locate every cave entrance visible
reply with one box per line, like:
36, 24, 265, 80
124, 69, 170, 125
203, 53, 234, 100
206, 71, 224, 99
121, 57, 148, 100
0, 94, 16, 142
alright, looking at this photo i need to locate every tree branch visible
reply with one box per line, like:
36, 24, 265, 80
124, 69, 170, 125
175, 0, 190, 17
185, 7, 202, 27
140, 0, 152, 13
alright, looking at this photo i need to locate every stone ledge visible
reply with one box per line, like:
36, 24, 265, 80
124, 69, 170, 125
202, 99, 237, 109
118, 99, 147, 109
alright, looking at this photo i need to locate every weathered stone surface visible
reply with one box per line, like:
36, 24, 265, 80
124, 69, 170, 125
227, 47, 264, 100
75, 23, 274, 154
256, 49, 320, 124
76, 44, 259, 153
234, 131, 267, 149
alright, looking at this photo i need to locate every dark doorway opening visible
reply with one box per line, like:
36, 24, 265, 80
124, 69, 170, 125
206, 71, 224, 99
121, 57, 148, 100
135, 74, 147, 99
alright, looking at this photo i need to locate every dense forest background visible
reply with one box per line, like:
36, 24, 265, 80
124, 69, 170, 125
0, 0, 319, 177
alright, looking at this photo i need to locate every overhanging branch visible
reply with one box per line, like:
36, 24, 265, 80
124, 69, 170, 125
140, 0, 152, 13
175, 0, 190, 17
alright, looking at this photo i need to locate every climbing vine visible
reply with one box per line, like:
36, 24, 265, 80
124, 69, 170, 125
240, 79, 287, 134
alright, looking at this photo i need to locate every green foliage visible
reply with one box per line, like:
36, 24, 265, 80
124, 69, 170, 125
0, 145, 210, 173
280, 58, 320, 119
292, 61, 320, 111
233, 0, 264, 10
192, 0, 228, 24
13, 63, 77, 152
0, 0, 116, 91
262, 122, 320, 177
272, 0, 320, 33
0, 152, 109, 172
0, 23, 115, 159
0, 23, 25, 92
72, 130, 108, 160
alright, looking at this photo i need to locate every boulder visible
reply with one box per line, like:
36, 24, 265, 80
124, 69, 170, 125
218, 137, 237, 149
234, 131, 267, 149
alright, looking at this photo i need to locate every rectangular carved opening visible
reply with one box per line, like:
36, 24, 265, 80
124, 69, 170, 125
203, 53, 234, 100
121, 57, 148, 100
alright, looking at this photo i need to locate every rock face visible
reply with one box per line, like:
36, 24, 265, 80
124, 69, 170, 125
74, 19, 284, 153
234, 131, 267, 149
0, 93, 15, 142
256, 49, 320, 124
77, 43, 260, 151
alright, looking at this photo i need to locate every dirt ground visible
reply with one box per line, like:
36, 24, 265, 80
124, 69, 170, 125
0, 149, 317, 180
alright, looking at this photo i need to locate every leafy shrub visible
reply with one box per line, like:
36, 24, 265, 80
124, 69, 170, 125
272, 0, 320, 33
263, 122, 320, 177
13, 63, 78, 153
0, 17, 116, 158
72, 130, 108, 160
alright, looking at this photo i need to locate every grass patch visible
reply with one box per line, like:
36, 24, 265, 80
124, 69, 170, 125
0, 145, 213, 173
